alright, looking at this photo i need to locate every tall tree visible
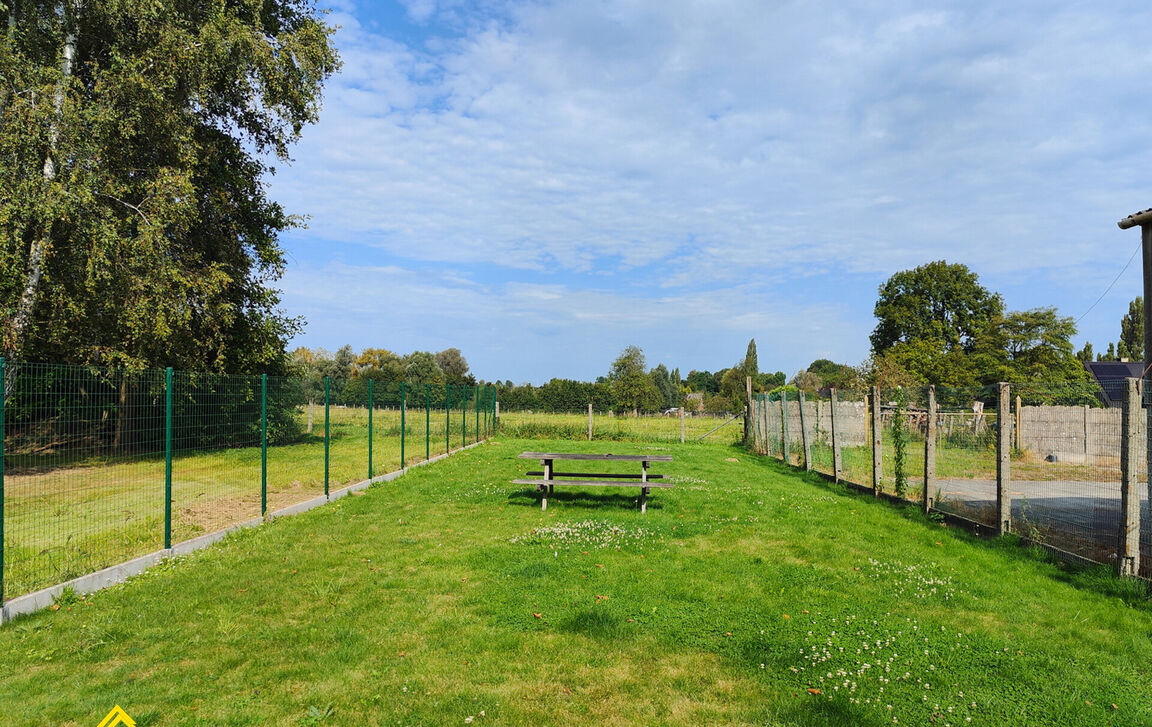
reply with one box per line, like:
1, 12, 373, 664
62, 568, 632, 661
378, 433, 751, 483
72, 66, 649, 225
1075, 342, 1094, 363
609, 345, 660, 415
434, 347, 470, 384
0, 0, 340, 372
871, 261, 1004, 355
1119, 297, 1144, 362
1001, 307, 1087, 382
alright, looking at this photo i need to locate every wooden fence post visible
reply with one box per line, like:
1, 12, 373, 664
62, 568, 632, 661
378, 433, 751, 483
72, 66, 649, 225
680, 406, 686, 444
996, 383, 1012, 535
830, 388, 842, 482
798, 391, 812, 471
588, 402, 593, 442
924, 385, 936, 514
871, 386, 882, 495
1119, 378, 1141, 577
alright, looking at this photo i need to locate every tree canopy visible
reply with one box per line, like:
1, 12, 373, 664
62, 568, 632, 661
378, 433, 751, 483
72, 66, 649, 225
0, 0, 339, 373
870, 261, 1004, 355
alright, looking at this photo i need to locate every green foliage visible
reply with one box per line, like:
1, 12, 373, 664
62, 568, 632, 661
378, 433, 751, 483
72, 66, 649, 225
870, 262, 1085, 387
433, 348, 471, 384
609, 345, 662, 414
649, 363, 679, 409
685, 370, 717, 393
891, 388, 909, 498
871, 260, 1004, 355
743, 338, 758, 385
0, 0, 340, 372
1120, 297, 1144, 362
1075, 341, 1093, 363
1002, 307, 1088, 383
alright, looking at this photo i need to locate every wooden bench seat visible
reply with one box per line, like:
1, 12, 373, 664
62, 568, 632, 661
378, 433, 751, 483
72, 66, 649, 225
513, 478, 674, 489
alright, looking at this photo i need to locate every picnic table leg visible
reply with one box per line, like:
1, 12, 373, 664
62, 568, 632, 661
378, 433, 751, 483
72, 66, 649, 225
641, 460, 649, 513
542, 458, 551, 511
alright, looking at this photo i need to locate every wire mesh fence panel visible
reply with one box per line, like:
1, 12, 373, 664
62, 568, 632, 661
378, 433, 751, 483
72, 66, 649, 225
809, 392, 835, 477
4, 363, 165, 597
930, 385, 1000, 527
1008, 381, 1123, 564
170, 371, 262, 542
835, 390, 871, 487
880, 387, 926, 503
265, 375, 325, 513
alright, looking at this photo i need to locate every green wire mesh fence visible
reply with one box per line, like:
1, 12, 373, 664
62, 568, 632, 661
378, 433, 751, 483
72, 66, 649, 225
0, 359, 497, 602
749, 380, 1151, 579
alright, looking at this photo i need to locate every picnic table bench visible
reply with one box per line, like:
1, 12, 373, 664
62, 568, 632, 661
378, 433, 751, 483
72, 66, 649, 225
514, 452, 674, 513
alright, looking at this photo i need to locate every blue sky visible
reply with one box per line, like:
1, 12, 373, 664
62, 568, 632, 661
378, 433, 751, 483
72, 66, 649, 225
268, 0, 1152, 385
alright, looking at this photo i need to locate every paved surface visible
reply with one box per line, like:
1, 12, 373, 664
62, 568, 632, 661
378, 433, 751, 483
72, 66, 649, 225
937, 478, 1149, 559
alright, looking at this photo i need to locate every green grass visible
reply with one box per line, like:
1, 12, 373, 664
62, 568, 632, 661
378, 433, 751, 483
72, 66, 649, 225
1, 438, 1149, 726
498, 410, 740, 442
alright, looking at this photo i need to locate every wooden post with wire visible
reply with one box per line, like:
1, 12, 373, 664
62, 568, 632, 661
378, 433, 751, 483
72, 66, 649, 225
1117, 208, 1152, 571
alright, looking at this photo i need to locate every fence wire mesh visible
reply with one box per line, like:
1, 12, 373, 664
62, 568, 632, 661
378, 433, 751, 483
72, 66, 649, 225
750, 379, 1152, 579
0, 360, 496, 601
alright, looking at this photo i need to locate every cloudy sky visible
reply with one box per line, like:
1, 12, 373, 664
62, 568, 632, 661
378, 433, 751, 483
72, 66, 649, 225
270, 0, 1152, 384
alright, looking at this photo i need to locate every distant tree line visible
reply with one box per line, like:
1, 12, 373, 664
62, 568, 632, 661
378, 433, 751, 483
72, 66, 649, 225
289, 346, 477, 407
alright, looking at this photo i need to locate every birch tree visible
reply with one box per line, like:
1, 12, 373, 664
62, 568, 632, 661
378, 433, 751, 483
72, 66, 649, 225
0, 0, 339, 373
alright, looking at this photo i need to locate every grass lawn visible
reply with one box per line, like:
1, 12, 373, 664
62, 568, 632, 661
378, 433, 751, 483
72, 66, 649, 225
1, 438, 1149, 726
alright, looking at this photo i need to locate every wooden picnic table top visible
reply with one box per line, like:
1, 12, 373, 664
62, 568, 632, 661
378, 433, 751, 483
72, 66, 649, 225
518, 452, 673, 462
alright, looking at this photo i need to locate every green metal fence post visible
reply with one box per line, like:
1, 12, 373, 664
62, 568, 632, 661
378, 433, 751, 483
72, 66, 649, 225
401, 382, 406, 469
260, 373, 268, 519
368, 379, 374, 479
475, 384, 480, 443
425, 383, 430, 461
1, 357, 6, 604
462, 384, 467, 445
164, 367, 173, 548
324, 376, 330, 497
446, 382, 451, 454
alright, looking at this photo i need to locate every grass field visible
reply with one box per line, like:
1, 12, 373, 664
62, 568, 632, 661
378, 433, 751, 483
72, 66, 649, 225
497, 410, 741, 442
1, 437, 1149, 726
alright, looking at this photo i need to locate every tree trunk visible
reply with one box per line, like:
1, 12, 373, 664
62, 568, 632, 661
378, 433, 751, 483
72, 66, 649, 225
8, 1, 78, 359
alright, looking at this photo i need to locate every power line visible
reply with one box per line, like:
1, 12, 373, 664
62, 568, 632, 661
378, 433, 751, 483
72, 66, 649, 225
1075, 241, 1140, 325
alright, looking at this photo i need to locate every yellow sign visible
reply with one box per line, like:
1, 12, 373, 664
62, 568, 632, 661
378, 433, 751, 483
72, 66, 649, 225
97, 705, 136, 727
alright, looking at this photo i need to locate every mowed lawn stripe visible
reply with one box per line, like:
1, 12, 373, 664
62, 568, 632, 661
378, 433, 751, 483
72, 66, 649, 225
0, 439, 1149, 726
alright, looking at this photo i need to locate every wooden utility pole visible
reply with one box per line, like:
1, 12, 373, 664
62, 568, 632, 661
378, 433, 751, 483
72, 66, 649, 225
1117, 209, 1152, 569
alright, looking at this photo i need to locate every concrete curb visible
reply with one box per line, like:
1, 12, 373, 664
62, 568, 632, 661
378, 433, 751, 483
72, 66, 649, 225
1, 439, 489, 625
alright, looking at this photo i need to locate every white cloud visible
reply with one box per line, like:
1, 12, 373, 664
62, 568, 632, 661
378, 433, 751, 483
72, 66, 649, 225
270, 1, 1152, 378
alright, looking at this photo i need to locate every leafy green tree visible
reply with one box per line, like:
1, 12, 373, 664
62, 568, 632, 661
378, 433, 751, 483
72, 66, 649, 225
1120, 297, 1144, 362
1075, 342, 1094, 363
403, 351, 444, 388
649, 363, 679, 409
758, 371, 786, 390
871, 261, 1004, 356
1099, 342, 1117, 362
0, 0, 339, 372
609, 345, 661, 414
434, 348, 471, 384
1002, 308, 1087, 382
806, 359, 857, 390
685, 370, 716, 393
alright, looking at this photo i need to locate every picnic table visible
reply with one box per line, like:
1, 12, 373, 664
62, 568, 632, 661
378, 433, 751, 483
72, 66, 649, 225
514, 452, 674, 513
